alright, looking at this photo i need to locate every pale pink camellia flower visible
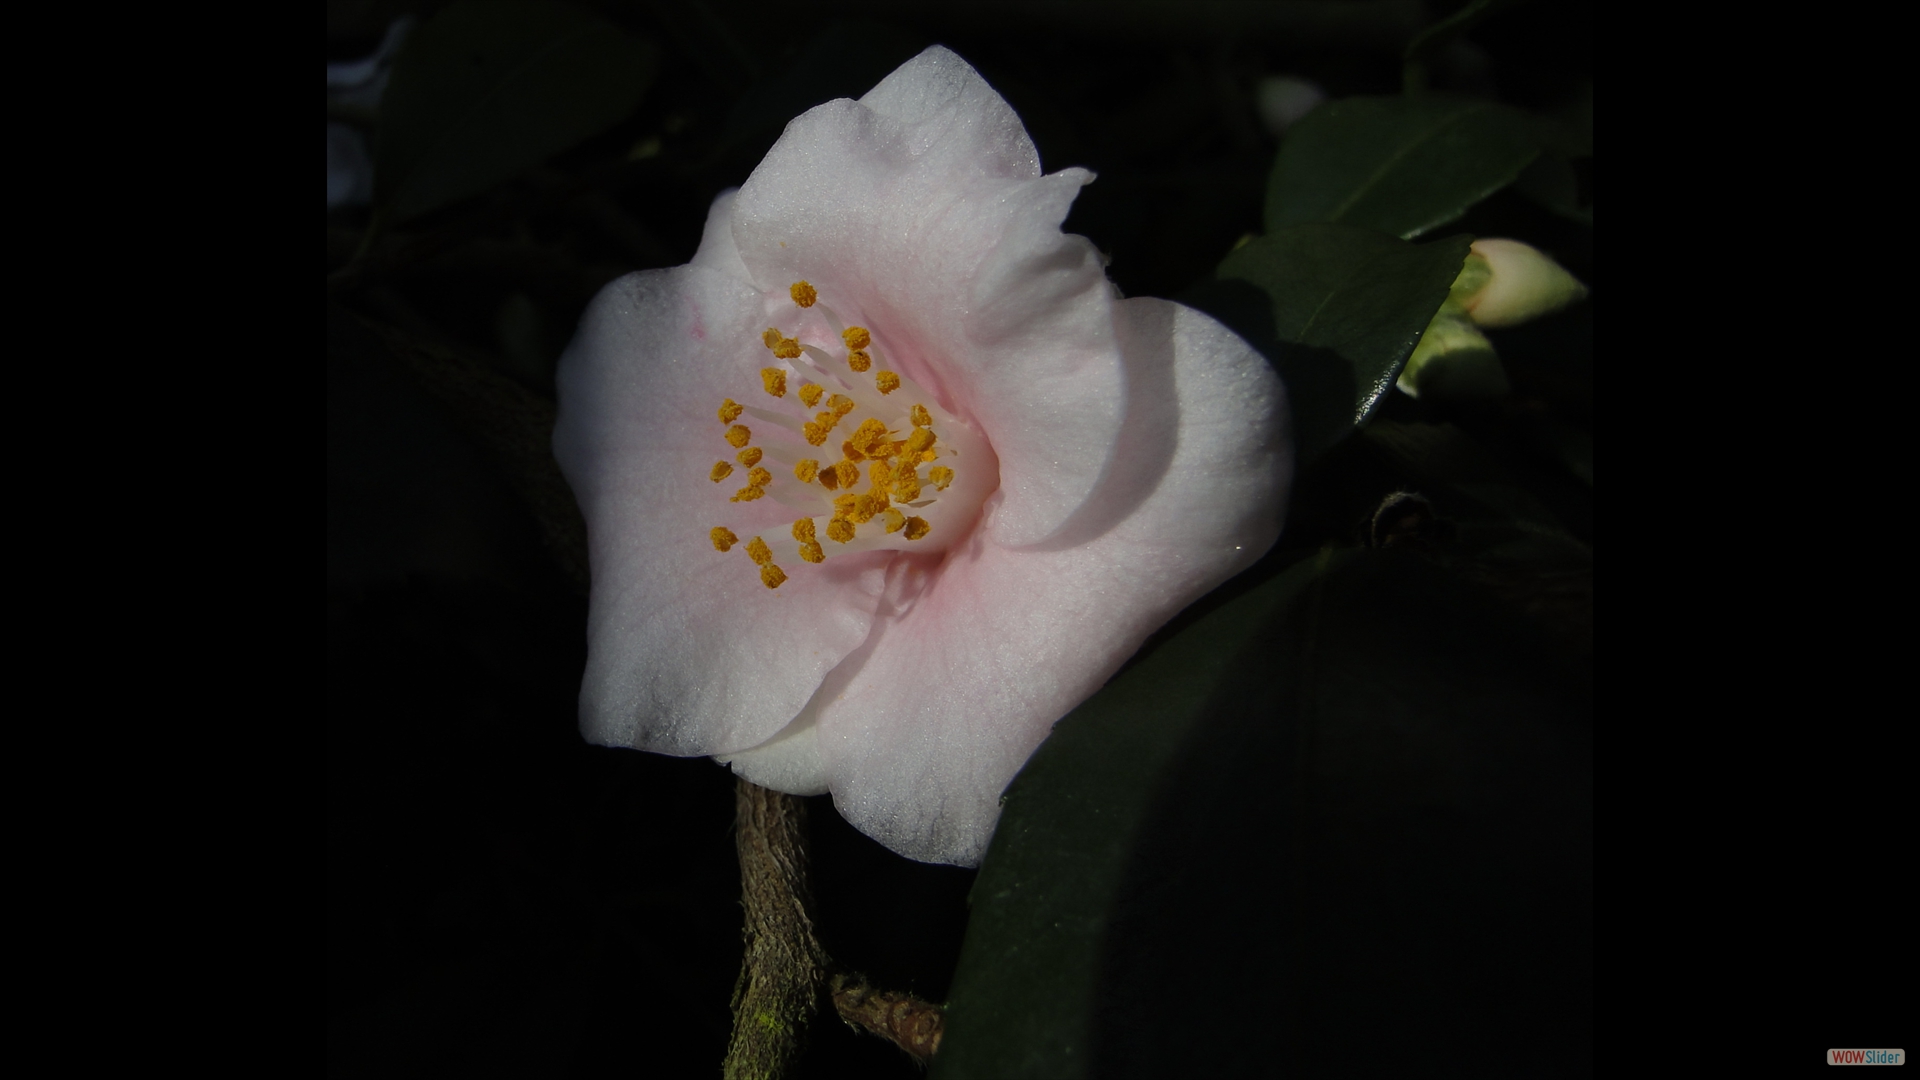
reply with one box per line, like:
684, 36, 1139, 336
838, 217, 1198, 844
553, 47, 1291, 866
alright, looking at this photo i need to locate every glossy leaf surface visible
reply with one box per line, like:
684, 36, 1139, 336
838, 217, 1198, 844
1265, 94, 1542, 239
1184, 224, 1471, 467
935, 548, 1592, 1078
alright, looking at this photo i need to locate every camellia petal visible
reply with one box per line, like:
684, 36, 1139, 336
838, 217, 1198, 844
728, 49, 1126, 548
806, 299, 1288, 865
555, 46, 1292, 867
554, 266, 893, 757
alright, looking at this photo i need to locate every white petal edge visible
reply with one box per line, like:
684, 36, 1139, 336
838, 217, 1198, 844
689, 188, 752, 285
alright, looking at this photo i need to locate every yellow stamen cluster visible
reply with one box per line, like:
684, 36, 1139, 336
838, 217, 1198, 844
712, 286, 959, 588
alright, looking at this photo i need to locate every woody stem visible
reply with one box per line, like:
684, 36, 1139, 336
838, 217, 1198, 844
721, 779, 948, 1077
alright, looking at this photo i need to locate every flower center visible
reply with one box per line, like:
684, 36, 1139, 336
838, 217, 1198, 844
706, 281, 992, 589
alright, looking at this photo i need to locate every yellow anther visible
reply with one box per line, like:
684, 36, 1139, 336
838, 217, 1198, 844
868, 460, 893, 488
772, 337, 803, 360
798, 540, 825, 564
746, 537, 773, 566
760, 563, 788, 589
832, 493, 877, 523
904, 428, 936, 456
843, 326, 871, 351
904, 516, 931, 541
737, 447, 763, 467
847, 349, 871, 373
747, 466, 772, 488
882, 508, 906, 534
761, 368, 787, 397
869, 490, 890, 513
816, 462, 841, 490
831, 460, 860, 490
892, 462, 921, 500
762, 328, 785, 350
929, 466, 955, 491
798, 384, 824, 408
794, 459, 821, 484
875, 371, 901, 395
711, 526, 740, 552
725, 424, 752, 448
790, 281, 817, 308
802, 421, 829, 447
840, 439, 864, 462
719, 399, 744, 423
828, 394, 856, 418
814, 410, 840, 433
730, 486, 765, 503
848, 418, 891, 457
920, 449, 938, 463
826, 518, 856, 544
710, 461, 734, 483
792, 518, 816, 542
910, 404, 932, 428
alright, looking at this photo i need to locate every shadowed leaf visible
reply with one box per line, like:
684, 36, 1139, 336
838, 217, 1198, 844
1266, 94, 1542, 239
934, 548, 1592, 1078
376, 0, 658, 224
1184, 224, 1471, 467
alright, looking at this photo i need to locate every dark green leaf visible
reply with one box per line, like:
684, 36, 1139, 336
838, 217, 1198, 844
1265, 94, 1543, 239
375, 0, 658, 224
1182, 224, 1471, 467
1402, 0, 1528, 66
935, 548, 1592, 1078
1513, 153, 1591, 226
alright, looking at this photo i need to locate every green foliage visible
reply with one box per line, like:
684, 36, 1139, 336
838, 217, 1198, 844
935, 547, 1591, 1077
375, 0, 658, 224
1265, 94, 1543, 239
1184, 225, 1472, 467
